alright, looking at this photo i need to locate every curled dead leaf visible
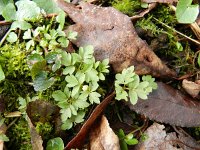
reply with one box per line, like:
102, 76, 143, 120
128, 82, 200, 127
27, 116, 43, 150
89, 115, 120, 150
55, 0, 176, 78
182, 79, 200, 98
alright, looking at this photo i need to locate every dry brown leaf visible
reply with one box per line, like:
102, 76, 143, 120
141, 0, 177, 3
55, 0, 176, 78
135, 123, 182, 150
26, 100, 65, 138
89, 115, 120, 150
182, 79, 200, 98
27, 116, 43, 150
0, 123, 7, 150
128, 82, 200, 127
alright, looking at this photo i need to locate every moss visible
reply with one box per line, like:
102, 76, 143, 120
6, 118, 32, 150
35, 121, 53, 142
111, 0, 141, 16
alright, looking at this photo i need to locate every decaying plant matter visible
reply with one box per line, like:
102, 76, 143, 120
55, 0, 176, 77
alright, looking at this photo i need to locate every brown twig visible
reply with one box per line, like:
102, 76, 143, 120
130, 3, 157, 20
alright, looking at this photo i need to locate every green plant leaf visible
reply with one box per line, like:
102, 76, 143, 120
11, 21, 32, 30
15, 0, 41, 21
136, 89, 148, 100
74, 110, 85, 123
56, 11, 66, 31
125, 133, 133, 140
27, 54, 44, 68
31, 60, 46, 79
45, 52, 59, 64
6, 32, 18, 43
198, 53, 200, 67
176, 0, 199, 24
2, 3, 16, 21
23, 29, 32, 39
18, 97, 27, 110
26, 40, 35, 50
85, 68, 99, 82
60, 108, 71, 121
89, 92, 101, 104
0, 134, 9, 142
61, 119, 73, 130
129, 90, 138, 105
71, 85, 80, 97
52, 90, 67, 102
33, 0, 61, 14
67, 31, 78, 40
63, 66, 75, 75
0, 65, 5, 81
52, 56, 62, 72
61, 51, 71, 66
115, 85, 128, 101
124, 138, 138, 145
74, 99, 89, 109
0, 0, 13, 15
33, 72, 55, 91
58, 37, 69, 48
65, 75, 79, 87
70, 105, 77, 115
46, 137, 64, 150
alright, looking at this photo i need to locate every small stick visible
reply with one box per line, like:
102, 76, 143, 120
153, 17, 200, 45
130, 3, 157, 20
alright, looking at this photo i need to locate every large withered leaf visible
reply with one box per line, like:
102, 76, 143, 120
128, 82, 200, 127
55, 0, 176, 78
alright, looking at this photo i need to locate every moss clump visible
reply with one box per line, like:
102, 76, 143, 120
6, 118, 32, 150
111, 0, 141, 16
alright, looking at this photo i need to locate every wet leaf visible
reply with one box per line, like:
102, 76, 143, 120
56, 0, 176, 77
89, 116, 120, 150
128, 82, 200, 127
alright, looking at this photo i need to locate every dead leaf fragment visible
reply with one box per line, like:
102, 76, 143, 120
182, 79, 200, 98
128, 82, 200, 127
55, 0, 176, 78
27, 116, 43, 150
89, 115, 120, 150
141, 0, 177, 3
0, 123, 7, 150
135, 123, 182, 150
